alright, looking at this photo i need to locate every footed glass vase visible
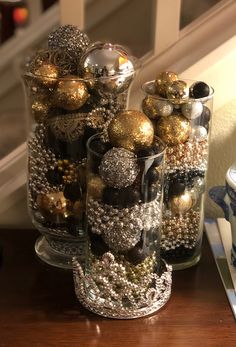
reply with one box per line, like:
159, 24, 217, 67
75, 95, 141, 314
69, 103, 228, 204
141, 75, 214, 270
73, 133, 172, 319
23, 49, 136, 269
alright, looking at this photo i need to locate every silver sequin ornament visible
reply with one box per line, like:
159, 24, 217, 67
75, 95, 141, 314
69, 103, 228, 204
99, 147, 139, 188
48, 25, 90, 59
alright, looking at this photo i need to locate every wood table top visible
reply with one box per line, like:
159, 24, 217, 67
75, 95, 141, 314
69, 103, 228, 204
0, 229, 235, 347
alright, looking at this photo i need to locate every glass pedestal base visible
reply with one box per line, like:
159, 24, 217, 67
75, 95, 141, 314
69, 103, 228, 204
35, 236, 86, 269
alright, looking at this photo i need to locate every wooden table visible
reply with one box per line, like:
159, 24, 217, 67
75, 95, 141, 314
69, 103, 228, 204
0, 229, 235, 347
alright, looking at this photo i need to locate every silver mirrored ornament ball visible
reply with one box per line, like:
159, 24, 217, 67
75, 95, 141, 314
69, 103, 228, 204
191, 126, 208, 141
80, 42, 136, 94
181, 101, 203, 120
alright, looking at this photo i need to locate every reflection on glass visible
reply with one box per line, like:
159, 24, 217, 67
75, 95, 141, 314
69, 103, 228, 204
85, 0, 156, 58
180, 0, 222, 28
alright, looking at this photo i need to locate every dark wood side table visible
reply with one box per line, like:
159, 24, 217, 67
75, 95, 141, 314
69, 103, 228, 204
0, 229, 235, 347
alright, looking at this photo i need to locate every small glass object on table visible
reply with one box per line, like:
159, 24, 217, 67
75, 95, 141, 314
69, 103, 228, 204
141, 74, 214, 270
73, 124, 172, 319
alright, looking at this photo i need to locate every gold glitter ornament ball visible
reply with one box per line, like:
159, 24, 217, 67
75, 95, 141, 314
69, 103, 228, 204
37, 191, 69, 221
31, 100, 50, 123
87, 175, 106, 200
156, 114, 190, 145
169, 191, 193, 215
33, 62, 59, 88
108, 110, 154, 152
166, 80, 189, 104
155, 71, 178, 97
142, 96, 159, 119
53, 76, 89, 111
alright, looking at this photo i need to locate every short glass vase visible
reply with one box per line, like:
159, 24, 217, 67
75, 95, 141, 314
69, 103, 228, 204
73, 133, 172, 319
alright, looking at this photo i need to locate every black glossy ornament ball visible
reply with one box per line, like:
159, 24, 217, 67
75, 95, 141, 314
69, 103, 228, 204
190, 81, 210, 99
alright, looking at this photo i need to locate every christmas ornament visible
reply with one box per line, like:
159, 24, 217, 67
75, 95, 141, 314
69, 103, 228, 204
99, 147, 139, 188
142, 96, 173, 119
181, 100, 203, 120
87, 175, 106, 200
31, 100, 50, 123
191, 126, 208, 141
166, 80, 189, 104
190, 81, 210, 99
48, 25, 90, 59
156, 114, 190, 145
53, 77, 89, 111
169, 191, 192, 215
80, 42, 135, 94
37, 191, 69, 221
125, 244, 149, 265
33, 62, 58, 88
155, 71, 178, 97
64, 182, 82, 202
108, 110, 154, 152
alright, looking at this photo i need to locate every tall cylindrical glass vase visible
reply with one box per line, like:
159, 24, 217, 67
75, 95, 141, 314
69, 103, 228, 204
141, 75, 214, 270
73, 131, 172, 319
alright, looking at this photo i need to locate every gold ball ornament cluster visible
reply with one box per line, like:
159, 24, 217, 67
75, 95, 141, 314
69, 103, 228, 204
53, 76, 89, 110
156, 114, 190, 145
108, 110, 154, 152
57, 159, 78, 184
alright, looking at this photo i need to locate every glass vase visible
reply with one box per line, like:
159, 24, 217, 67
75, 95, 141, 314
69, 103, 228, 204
73, 133, 172, 319
23, 69, 134, 269
141, 78, 214, 270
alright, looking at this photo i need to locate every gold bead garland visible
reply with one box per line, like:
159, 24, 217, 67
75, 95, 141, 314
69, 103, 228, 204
165, 139, 208, 172
161, 209, 200, 250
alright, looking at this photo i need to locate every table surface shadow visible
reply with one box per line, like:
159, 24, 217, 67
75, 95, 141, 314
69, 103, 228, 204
0, 229, 235, 347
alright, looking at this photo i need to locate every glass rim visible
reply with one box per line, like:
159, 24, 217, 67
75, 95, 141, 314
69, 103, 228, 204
87, 132, 166, 161
23, 69, 138, 82
141, 79, 214, 103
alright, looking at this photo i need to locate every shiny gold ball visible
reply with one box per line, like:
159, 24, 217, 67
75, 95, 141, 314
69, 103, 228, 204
33, 62, 58, 88
87, 175, 106, 200
37, 192, 69, 221
156, 114, 190, 145
169, 191, 193, 215
53, 76, 89, 111
31, 100, 50, 123
142, 96, 159, 119
108, 110, 154, 152
155, 71, 178, 97
166, 80, 189, 104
